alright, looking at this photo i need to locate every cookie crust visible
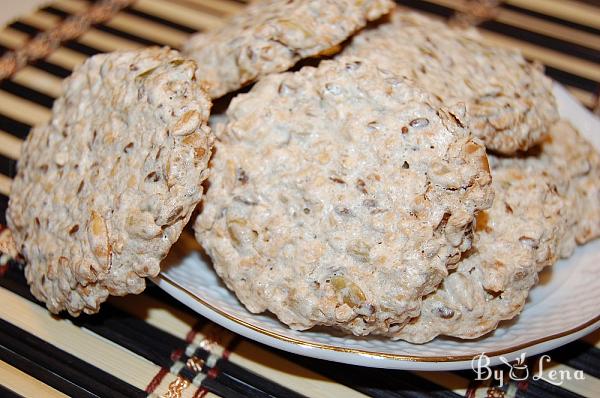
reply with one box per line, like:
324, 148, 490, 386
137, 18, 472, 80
395, 167, 572, 342
8, 48, 213, 315
396, 120, 599, 342
495, 120, 600, 247
183, 0, 393, 98
195, 58, 493, 336
342, 10, 558, 154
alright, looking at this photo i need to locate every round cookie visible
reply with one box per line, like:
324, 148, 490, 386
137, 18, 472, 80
341, 10, 558, 155
396, 120, 600, 342
8, 48, 213, 315
395, 166, 573, 342
182, 0, 393, 98
195, 58, 493, 336
494, 120, 600, 247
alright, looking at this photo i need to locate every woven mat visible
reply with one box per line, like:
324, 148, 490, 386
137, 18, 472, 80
0, 1, 599, 397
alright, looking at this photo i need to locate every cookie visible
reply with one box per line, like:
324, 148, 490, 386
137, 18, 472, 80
341, 10, 558, 154
0, 229, 18, 260
396, 120, 599, 342
182, 0, 393, 98
7, 48, 213, 315
395, 167, 572, 342
194, 58, 493, 336
493, 120, 600, 247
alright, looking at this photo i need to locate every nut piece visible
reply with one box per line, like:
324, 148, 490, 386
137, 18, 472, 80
183, 0, 394, 98
7, 47, 213, 315
346, 240, 371, 262
195, 58, 493, 336
87, 210, 110, 270
173, 110, 202, 136
331, 276, 367, 307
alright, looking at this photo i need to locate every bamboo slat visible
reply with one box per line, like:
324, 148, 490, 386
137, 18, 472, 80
0, 360, 69, 398
0, 287, 161, 391
0, 90, 51, 126
0, 130, 23, 160
505, 0, 600, 30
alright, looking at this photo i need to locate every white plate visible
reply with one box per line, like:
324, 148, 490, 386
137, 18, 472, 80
154, 84, 600, 371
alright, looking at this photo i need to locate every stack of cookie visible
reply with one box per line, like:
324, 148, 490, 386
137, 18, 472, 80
6, 0, 600, 343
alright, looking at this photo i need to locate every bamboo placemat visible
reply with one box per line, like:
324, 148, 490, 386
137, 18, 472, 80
0, 1, 599, 397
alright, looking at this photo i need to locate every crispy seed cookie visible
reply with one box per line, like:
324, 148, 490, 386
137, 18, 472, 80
395, 167, 572, 342
494, 120, 600, 248
7, 48, 213, 315
396, 120, 599, 342
182, 0, 393, 98
558, 124, 600, 246
195, 58, 493, 336
342, 10, 558, 154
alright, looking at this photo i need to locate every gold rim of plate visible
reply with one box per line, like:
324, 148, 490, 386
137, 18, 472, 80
158, 274, 600, 362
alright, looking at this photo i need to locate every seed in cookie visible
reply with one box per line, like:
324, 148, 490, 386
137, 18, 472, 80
182, 0, 394, 98
342, 9, 558, 154
7, 47, 213, 316
396, 120, 600, 342
195, 57, 493, 336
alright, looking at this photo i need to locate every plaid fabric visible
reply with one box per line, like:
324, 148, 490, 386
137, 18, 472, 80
0, 1, 598, 397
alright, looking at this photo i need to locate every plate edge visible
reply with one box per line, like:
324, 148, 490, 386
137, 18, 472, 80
156, 273, 600, 363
